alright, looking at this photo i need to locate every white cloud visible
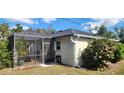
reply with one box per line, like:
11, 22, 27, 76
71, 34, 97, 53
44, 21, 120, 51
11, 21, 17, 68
10, 25, 16, 30
8, 18, 36, 24
22, 25, 29, 30
42, 18, 56, 23
83, 25, 89, 30
81, 18, 124, 30
92, 18, 124, 26
91, 30, 98, 34
10, 25, 29, 30
81, 22, 100, 30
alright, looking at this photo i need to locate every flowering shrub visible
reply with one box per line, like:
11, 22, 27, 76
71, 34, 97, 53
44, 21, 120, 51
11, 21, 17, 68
81, 39, 120, 70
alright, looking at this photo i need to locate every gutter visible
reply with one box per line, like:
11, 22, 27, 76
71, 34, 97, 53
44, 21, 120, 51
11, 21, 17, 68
75, 34, 101, 39
75, 34, 119, 42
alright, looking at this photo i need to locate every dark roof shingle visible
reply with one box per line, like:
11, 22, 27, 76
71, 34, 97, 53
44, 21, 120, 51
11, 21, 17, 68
49, 29, 90, 38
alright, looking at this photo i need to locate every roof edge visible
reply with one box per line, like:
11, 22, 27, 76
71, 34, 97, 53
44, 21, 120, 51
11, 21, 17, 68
75, 34, 119, 42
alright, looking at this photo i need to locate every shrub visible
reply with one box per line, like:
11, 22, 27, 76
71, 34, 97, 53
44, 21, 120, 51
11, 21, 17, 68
15, 39, 29, 57
0, 62, 4, 69
115, 43, 124, 60
81, 39, 120, 70
0, 40, 12, 69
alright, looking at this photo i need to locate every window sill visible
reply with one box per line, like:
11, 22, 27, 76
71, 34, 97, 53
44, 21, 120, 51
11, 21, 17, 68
55, 50, 62, 52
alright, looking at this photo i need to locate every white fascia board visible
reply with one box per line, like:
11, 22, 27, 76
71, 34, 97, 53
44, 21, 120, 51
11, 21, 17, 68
75, 34, 101, 39
75, 34, 119, 42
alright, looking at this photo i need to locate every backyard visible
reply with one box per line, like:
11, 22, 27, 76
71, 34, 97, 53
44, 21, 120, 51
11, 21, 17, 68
0, 60, 124, 75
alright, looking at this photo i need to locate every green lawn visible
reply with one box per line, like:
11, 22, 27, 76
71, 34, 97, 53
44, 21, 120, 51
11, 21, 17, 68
0, 61, 124, 75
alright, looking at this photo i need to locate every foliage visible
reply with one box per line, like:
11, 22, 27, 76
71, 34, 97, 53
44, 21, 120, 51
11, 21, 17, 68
115, 43, 124, 60
15, 39, 29, 56
36, 28, 56, 34
0, 40, 12, 69
26, 28, 33, 32
97, 25, 108, 36
118, 28, 124, 40
11, 24, 23, 33
81, 39, 120, 70
36, 28, 47, 34
94, 25, 117, 39
0, 23, 10, 38
114, 27, 124, 42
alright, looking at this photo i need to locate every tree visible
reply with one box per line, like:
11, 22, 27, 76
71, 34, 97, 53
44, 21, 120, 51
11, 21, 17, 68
11, 24, 23, 33
36, 28, 46, 34
117, 27, 124, 41
49, 29, 56, 33
95, 25, 116, 39
36, 28, 56, 34
97, 25, 108, 36
26, 27, 33, 32
0, 23, 10, 38
47, 24, 56, 34
118, 28, 124, 40
113, 26, 124, 42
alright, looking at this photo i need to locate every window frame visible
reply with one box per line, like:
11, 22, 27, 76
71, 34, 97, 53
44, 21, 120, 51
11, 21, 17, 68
55, 41, 61, 51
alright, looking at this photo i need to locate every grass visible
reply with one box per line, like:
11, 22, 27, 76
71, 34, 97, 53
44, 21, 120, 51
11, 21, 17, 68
0, 61, 124, 75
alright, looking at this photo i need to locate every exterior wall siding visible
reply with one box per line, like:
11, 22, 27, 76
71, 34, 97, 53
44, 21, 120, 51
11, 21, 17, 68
54, 36, 75, 66
54, 36, 91, 67
75, 38, 90, 66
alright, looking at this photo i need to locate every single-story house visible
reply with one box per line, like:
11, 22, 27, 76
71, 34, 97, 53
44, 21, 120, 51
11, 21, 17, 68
50, 29, 103, 67
8, 29, 118, 67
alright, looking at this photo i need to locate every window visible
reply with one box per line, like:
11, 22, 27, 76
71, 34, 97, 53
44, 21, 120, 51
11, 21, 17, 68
56, 41, 61, 50
56, 55, 61, 63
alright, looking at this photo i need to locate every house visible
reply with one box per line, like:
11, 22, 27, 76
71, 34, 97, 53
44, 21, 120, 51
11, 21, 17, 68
50, 29, 101, 67
9, 29, 118, 67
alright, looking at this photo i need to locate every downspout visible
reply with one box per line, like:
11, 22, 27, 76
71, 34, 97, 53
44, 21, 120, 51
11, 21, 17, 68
70, 34, 80, 67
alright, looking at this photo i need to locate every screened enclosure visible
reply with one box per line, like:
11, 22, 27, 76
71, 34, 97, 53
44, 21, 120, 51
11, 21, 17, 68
8, 31, 54, 67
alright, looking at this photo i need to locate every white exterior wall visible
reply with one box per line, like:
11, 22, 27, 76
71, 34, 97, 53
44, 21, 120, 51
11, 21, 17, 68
54, 36, 90, 67
75, 38, 89, 66
55, 36, 75, 66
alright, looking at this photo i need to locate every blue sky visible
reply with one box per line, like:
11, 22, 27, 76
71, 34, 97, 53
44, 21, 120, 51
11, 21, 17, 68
0, 18, 124, 33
